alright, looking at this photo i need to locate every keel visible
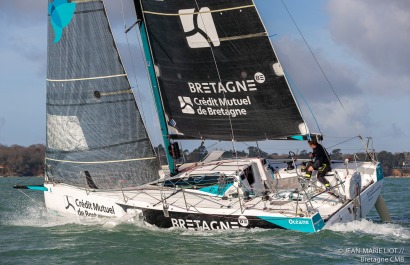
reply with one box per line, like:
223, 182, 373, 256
375, 195, 392, 222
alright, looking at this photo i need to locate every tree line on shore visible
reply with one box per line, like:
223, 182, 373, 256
0, 144, 45, 176
0, 144, 408, 177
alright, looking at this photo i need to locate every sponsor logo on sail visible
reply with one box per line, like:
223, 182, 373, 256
179, 8, 220, 48
254, 72, 266, 83
178, 95, 251, 118
188, 79, 257, 94
187, 72, 265, 94
48, 0, 77, 43
178, 96, 195, 114
178, 72, 267, 117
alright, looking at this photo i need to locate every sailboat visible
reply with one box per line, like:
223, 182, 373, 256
21, 0, 391, 233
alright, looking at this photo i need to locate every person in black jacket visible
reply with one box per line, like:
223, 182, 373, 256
305, 139, 332, 190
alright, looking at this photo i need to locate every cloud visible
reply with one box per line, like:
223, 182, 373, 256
383, 122, 404, 139
0, 1, 47, 77
8, 25, 47, 77
327, 0, 410, 95
313, 97, 373, 136
269, 36, 379, 150
0, 1, 46, 25
0, 1, 139, 79
273, 36, 362, 103
0, 0, 136, 29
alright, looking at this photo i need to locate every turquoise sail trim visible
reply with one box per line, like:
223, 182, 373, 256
199, 183, 233, 196
27, 186, 49, 191
48, 0, 76, 43
139, 22, 176, 174
258, 213, 324, 233
290, 135, 304, 141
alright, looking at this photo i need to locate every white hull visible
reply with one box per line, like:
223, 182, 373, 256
43, 159, 384, 233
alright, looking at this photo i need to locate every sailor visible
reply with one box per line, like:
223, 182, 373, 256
305, 139, 332, 190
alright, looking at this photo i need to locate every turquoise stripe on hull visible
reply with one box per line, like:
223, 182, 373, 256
258, 213, 324, 233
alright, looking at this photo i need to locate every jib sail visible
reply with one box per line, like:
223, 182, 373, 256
46, 0, 160, 189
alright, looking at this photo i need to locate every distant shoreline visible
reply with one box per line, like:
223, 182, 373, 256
0, 175, 44, 178
387, 175, 410, 178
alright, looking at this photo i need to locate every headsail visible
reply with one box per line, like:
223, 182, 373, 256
136, 0, 305, 141
46, 0, 160, 189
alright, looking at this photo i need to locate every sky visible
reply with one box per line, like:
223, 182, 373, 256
0, 0, 409, 155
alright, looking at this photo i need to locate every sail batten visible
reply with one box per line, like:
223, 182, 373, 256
46, 0, 160, 189
45, 156, 157, 164
143, 4, 255, 16
218, 32, 268, 42
137, 0, 305, 141
46, 74, 127, 82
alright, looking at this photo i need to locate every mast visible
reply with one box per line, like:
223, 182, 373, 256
134, 1, 177, 175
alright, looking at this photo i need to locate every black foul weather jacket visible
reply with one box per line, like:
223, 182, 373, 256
312, 144, 331, 170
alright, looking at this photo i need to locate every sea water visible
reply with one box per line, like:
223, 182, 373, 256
0, 177, 409, 265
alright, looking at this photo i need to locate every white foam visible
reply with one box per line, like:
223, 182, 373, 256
329, 219, 410, 241
3, 203, 115, 228
124, 218, 268, 237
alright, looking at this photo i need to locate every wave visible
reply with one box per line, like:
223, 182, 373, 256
329, 219, 410, 241
1, 201, 120, 228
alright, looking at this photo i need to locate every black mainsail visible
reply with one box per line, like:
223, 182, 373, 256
135, 0, 305, 141
46, 0, 159, 189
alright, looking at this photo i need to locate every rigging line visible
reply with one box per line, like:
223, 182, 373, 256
325, 135, 358, 139
205, 141, 221, 151
285, 70, 321, 135
143, 5, 255, 16
256, 141, 261, 157
280, 0, 369, 151
325, 136, 361, 150
280, 0, 344, 110
46, 74, 127, 82
17, 190, 46, 209
240, 141, 270, 155
45, 156, 157, 164
72, 0, 101, 3
193, 0, 237, 149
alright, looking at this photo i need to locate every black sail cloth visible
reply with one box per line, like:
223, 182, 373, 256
136, 0, 305, 141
